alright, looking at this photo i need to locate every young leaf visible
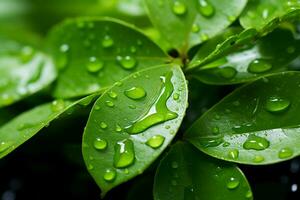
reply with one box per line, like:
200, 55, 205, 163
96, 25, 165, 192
82, 64, 188, 196
185, 71, 300, 165
0, 93, 100, 159
0, 35, 56, 108
154, 142, 253, 200
144, 0, 247, 51
189, 28, 300, 85
48, 17, 170, 98
239, 0, 300, 30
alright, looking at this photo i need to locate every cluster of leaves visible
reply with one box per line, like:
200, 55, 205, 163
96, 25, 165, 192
1, 0, 300, 199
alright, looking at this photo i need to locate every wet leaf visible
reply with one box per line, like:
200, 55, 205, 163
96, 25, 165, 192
82, 64, 188, 195
154, 142, 253, 200
185, 71, 300, 165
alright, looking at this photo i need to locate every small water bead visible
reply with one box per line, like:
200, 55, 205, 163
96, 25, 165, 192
200, 33, 209, 41
171, 161, 179, 169
245, 190, 253, 199
117, 56, 137, 70
192, 24, 200, 33
20, 46, 35, 63
103, 169, 116, 182
86, 57, 104, 73
227, 177, 240, 190
198, 0, 215, 18
114, 81, 123, 87
106, 101, 115, 107
51, 100, 65, 112
171, 180, 178, 186
287, 46, 296, 54
114, 139, 135, 168
108, 91, 118, 99
222, 142, 230, 147
124, 87, 146, 100
87, 164, 94, 170
145, 135, 165, 149
278, 148, 293, 159
227, 15, 236, 22
115, 124, 122, 132
262, 8, 269, 19
100, 122, 108, 129
228, 149, 239, 159
212, 127, 219, 135
58, 44, 69, 69
217, 67, 237, 79
129, 105, 136, 109
243, 135, 270, 151
253, 155, 265, 163
102, 35, 114, 48
0, 142, 11, 153
94, 105, 100, 110
248, 59, 272, 73
172, 1, 187, 16
173, 93, 180, 100
60, 44, 69, 53
130, 46, 137, 53
93, 138, 107, 150
265, 96, 290, 113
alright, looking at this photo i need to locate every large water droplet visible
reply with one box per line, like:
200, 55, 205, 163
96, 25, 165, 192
278, 148, 293, 159
145, 135, 165, 149
125, 72, 178, 134
243, 135, 270, 151
248, 59, 272, 73
198, 0, 215, 17
228, 149, 239, 159
117, 56, 137, 70
124, 87, 146, 100
172, 1, 187, 16
217, 67, 237, 79
227, 177, 240, 190
86, 57, 104, 73
265, 96, 290, 113
114, 139, 135, 168
93, 138, 107, 150
102, 35, 114, 48
103, 169, 116, 182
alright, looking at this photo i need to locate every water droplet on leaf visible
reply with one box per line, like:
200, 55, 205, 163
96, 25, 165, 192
265, 96, 290, 113
248, 59, 272, 74
278, 148, 293, 159
117, 56, 137, 70
198, 0, 215, 17
102, 35, 114, 48
243, 135, 270, 151
93, 138, 107, 150
227, 177, 240, 190
114, 139, 135, 168
217, 67, 237, 79
172, 1, 187, 16
103, 169, 116, 182
145, 135, 165, 149
124, 87, 146, 100
228, 149, 239, 159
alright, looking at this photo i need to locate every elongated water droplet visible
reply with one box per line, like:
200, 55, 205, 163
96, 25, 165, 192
125, 72, 178, 134
0, 142, 12, 153
146, 135, 165, 149
58, 44, 69, 70
228, 149, 239, 159
278, 148, 293, 159
198, 0, 215, 17
93, 138, 107, 150
265, 96, 290, 113
106, 101, 115, 107
100, 122, 108, 129
102, 35, 114, 48
243, 135, 270, 151
114, 139, 135, 168
86, 57, 104, 73
124, 87, 146, 100
217, 67, 237, 79
172, 1, 187, 16
227, 177, 240, 190
103, 169, 116, 182
51, 100, 65, 112
253, 155, 265, 163
117, 56, 137, 70
248, 59, 272, 73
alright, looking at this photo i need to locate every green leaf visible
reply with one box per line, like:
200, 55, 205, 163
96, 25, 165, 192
48, 17, 169, 98
154, 142, 253, 200
82, 64, 188, 195
0, 93, 100, 159
0, 34, 56, 108
239, 0, 300, 30
185, 71, 300, 165
144, 0, 247, 51
189, 28, 300, 85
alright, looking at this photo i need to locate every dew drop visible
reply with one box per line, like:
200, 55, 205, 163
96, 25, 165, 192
20, 46, 35, 63
265, 96, 290, 113
145, 135, 165, 149
245, 190, 253, 199
192, 24, 200, 33
217, 67, 237, 79
253, 155, 265, 163
198, 0, 215, 18
106, 101, 115, 107
227, 177, 240, 190
278, 148, 293, 159
228, 149, 239, 159
248, 59, 272, 73
87, 164, 94, 170
172, 1, 187, 16
212, 127, 219, 135
103, 169, 116, 182
117, 56, 137, 70
173, 93, 180, 100
102, 35, 114, 48
100, 122, 108, 129
222, 142, 230, 147
124, 87, 146, 100
115, 124, 122, 132
171, 161, 179, 169
51, 100, 65, 112
93, 138, 107, 150
114, 139, 135, 168
108, 91, 118, 99
0, 142, 12, 153
58, 44, 69, 70
86, 57, 104, 73
243, 135, 270, 151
